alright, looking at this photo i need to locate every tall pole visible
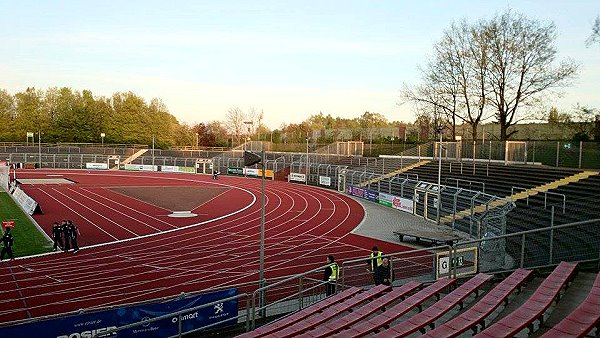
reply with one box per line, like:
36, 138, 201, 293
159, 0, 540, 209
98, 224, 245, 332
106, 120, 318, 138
259, 149, 266, 316
437, 128, 443, 224
38, 131, 42, 169
306, 137, 309, 185
152, 135, 155, 169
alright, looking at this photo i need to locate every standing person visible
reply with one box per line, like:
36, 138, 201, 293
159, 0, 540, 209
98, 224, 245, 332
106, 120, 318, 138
51, 222, 63, 251
374, 258, 393, 286
67, 220, 80, 253
0, 227, 14, 261
61, 220, 71, 252
367, 246, 383, 284
323, 255, 338, 296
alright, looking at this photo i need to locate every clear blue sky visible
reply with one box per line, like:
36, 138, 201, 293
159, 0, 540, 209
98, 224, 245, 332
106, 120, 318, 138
1, 1, 598, 128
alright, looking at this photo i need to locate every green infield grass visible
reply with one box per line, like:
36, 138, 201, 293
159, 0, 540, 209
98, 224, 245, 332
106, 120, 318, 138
0, 190, 53, 258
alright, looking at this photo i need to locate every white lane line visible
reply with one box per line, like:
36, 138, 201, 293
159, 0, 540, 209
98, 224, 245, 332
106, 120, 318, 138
36, 189, 120, 240
48, 187, 141, 236
45, 275, 63, 283
67, 187, 163, 232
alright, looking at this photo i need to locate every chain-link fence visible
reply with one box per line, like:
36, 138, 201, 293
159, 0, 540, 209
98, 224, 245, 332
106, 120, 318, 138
241, 218, 600, 332
457, 140, 600, 169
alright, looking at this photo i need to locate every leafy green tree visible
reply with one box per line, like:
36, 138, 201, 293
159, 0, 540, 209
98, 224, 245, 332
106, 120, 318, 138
109, 92, 150, 145
359, 111, 389, 142
147, 98, 178, 148
0, 89, 15, 141
13, 87, 49, 140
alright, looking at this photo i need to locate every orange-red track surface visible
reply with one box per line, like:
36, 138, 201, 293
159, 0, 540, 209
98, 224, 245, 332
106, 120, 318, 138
0, 170, 409, 324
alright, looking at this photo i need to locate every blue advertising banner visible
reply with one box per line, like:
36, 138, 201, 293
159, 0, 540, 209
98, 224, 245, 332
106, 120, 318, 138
347, 186, 379, 203
364, 189, 379, 202
347, 185, 365, 198
0, 288, 238, 338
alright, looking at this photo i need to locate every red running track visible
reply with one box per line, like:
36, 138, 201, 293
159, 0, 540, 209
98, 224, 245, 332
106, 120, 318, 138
0, 170, 410, 324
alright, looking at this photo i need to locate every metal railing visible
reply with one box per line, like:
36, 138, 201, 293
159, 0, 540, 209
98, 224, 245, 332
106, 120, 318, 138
242, 218, 600, 333
90, 293, 250, 338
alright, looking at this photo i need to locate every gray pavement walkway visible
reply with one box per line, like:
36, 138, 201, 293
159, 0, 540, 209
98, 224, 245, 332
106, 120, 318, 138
350, 197, 598, 337
350, 196, 470, 248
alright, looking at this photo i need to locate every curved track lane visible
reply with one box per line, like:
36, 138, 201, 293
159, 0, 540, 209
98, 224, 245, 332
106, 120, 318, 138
0, 170, 386, 324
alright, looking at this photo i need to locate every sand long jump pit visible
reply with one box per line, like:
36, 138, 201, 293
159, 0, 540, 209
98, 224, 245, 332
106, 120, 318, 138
16, 178, 75, 184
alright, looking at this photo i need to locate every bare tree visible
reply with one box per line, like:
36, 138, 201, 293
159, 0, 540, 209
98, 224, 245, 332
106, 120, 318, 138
225, 106, 246, 146
402, 10, 578, 141
484, 10, 578, 139
401, 82, 452, 139
401, 19, 492, 141
246, 107, 264, 139
586, 15, 600, 47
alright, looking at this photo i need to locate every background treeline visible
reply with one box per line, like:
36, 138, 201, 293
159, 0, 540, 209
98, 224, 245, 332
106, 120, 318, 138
0, 87, 409, 148
1, 87, 598, 150
0, 87, 184, 148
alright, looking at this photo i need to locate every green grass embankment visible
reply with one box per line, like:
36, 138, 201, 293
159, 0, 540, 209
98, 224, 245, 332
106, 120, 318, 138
0, 190, 53, 257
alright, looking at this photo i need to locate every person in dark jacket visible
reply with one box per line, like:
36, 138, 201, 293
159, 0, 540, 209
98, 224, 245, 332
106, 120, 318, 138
51, 222, 63, 251
374, 257, 393, 286
66, 220, 80, 253
0, 227, 14, 261
61, 220, 70, 252
323, 255, 339, 296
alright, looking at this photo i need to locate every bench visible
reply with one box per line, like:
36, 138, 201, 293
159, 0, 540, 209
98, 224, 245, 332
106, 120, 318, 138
331, 277, 456, 338
267, 284, 391, 338
238, 286, 362, 337
423, 268, 533, 337
541, 272, 600, 338
475, 261, 577, 337
393, 230, 459, 246
297, 281, 422, 338
373, 273, 492, 337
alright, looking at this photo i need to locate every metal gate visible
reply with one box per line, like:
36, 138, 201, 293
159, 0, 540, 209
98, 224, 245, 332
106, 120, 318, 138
505, 141, 527, 164
414, 182, 442, 222
337, 169, 347, 192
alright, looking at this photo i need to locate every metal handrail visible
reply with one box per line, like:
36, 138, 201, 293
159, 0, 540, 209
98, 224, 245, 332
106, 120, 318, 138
91, 293, 249, 338
249, 264, 328, 329
544, 191, 567, 213
446, 177, 486, 194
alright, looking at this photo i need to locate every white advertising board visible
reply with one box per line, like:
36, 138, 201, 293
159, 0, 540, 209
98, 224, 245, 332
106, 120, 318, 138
289, 173, 306, 182
12, 186, 38, 215
319, 176, 331, 186
85, 163, 109, 170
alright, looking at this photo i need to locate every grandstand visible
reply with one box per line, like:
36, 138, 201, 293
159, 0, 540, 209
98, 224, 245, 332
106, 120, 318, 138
0, 140, 599, 337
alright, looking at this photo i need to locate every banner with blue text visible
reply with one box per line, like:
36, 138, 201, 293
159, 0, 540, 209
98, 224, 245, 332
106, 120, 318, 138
0, 288, 238, 338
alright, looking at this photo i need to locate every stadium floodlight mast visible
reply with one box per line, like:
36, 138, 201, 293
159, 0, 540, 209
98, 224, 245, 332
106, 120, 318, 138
101, 133, 105, 147
152, 135, 155, 169
305, 137, 309, 185
243, 149, 266, 314
38, 131, 42, 169
244, 121, 253, 151
437, 126, 443, 224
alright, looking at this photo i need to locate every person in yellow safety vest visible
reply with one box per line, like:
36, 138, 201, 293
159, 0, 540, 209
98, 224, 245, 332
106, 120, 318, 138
367, 245, 383, 284
323, 255, 338, 296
